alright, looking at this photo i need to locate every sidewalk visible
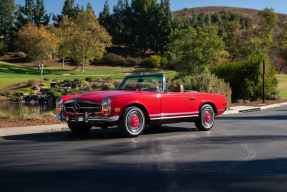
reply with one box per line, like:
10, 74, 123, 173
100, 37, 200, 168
224, 102, 287, 115
1, 102, 287, 137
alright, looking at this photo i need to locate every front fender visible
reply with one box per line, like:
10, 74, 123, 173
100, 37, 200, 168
118, 101, 150, 120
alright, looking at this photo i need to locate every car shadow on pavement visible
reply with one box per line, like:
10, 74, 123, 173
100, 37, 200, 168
1, 126, 197, 142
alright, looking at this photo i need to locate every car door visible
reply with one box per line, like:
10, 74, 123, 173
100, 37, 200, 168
160, 92, 196, 120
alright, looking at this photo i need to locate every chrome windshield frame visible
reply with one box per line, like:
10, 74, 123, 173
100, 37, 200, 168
116, 73, 166, 93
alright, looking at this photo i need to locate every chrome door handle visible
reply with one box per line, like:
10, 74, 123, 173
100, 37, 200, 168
189, 98, 195, 100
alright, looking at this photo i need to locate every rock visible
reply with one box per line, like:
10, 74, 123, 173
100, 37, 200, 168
86, 86, 92, 91
22, 93, 29, 96
15, 52, 26, 57
32, 85, 40, 92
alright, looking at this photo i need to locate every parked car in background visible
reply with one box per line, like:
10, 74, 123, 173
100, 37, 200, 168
56, 73, 228, 137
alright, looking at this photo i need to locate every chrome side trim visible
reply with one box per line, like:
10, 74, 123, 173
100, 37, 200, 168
161, 115, 198, 119
218, 107, 229, 112
149, 112, 199, 118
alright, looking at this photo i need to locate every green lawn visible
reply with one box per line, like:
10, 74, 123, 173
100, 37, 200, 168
276, 74, 287, 99
0, 61, 176, 89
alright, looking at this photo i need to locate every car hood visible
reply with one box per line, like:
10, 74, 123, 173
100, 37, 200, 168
73, 90, 157, 103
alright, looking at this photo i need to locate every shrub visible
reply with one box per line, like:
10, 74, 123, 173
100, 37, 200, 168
102, 83, 115, 90
148, 55, 161, 68
0, 40, 8, 56
104, 77, 114, 83
114, 80, 121, 88
43, 77, 49, 81
52, 79, 58, 82
85, 77, 93, 82
117, 55, 128, 66
160, 57, 168, 66
102, 53, 119, 64
16, 88, 35, 96
64, 79, 70, 83
27, 79, 35, 86
170, 73, 232, 105
211, 56, 279, 101
0, 111, 12, 119
80, 80, 87, 86
0, 90, 11, 96
51, 91, 62, 99
74, 78, 79, 82
54, 85, 59, 89
41, 82, 51, 88
126, 56, 142, 66
92, 83, 98, 88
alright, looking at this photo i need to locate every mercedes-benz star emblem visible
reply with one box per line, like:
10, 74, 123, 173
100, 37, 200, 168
74, 102, 81, 113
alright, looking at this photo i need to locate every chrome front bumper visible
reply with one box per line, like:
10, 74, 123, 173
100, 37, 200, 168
56, 114, 119, 122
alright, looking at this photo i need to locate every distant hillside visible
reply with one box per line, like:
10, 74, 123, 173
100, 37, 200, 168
172, 6, 287, 35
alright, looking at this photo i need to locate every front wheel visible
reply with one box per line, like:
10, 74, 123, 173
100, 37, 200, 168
117, 106, 145, 137
67, 122, 92, 134
195, 104, 215, 131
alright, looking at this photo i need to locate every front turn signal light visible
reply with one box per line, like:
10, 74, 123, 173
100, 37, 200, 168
102, 108, 111, 115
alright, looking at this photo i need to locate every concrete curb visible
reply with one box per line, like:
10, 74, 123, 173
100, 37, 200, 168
223, 102, 287, 115
1, 102, 287, 136
0, 123, 69, 136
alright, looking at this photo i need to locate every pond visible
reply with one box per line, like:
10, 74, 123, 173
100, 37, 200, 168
0, 101, 56, 118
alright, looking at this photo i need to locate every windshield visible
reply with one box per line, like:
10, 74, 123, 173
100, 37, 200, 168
116, 75, 164, 92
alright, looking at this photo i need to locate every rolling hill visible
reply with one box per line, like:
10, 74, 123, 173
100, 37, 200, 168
172, 6, 287, 35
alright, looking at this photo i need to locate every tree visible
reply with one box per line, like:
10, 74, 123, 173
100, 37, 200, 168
86, 2, 94, 14
182, 7, 188, 16
190, 9, 198, 27
224, 20, 241, 60
168, 26, 224, 76
33, 0, 50, 25
99, 0, 112, 34
15, 23, 59, 76
277, 20, 287, 62
258, 8, 278, 47
60, 10, 112, 72
0, 0, 16, 42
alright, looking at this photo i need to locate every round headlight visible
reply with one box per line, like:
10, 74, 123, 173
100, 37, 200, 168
101, 97, 111, 108
56, 97, 63, 108
101, 97, 111, 115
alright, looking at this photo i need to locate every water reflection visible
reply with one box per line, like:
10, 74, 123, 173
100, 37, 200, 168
0, 102, 56, 117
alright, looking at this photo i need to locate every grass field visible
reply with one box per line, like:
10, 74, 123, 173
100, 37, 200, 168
276, 74, 287, 99
0, 61, 176, 89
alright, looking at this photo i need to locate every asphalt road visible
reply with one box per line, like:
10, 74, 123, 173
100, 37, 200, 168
1, 106, 287, 192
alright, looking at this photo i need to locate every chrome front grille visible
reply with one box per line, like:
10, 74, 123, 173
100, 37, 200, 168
64, 101, 101, 113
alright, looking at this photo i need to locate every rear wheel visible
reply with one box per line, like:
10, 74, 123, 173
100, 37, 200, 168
67, 122, 92, 134
195, 104, 215, 131
117, 106, 145, 137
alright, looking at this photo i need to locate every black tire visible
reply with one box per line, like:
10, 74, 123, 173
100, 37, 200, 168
150, 124, 162, 129
67, 122, 92, 134
117, 106, 145, 137
195, 104, 215, 131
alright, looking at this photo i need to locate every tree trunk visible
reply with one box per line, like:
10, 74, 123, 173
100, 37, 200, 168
81, 64, 84, 72
62, 57, 65, 67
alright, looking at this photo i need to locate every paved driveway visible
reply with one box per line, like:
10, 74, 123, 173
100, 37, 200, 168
0, 106, 287, 192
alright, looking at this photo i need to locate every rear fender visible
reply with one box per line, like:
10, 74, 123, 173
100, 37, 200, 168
198, 100, 217, 115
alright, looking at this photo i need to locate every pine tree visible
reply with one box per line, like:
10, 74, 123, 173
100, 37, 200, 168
33, 0, 50, 25
99, 0, 111, 33
86, 2, 94, 14
191, 9, 198, 28
204, 14, 211, 26
62, 0, 74, 17
0, 0, 16, 41
198, 10, 205, 28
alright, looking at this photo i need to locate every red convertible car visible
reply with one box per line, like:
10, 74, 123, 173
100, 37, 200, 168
56, 73, 228, 137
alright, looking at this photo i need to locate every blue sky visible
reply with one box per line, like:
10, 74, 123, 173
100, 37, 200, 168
14, 0, 287, 17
